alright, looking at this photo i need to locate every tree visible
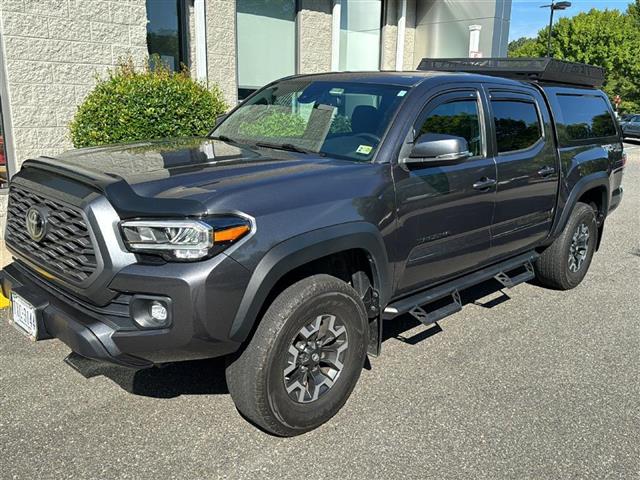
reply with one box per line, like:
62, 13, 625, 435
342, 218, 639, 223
508, 37, 535, 53
509, 7, 640, 113
628, 0, 640, 25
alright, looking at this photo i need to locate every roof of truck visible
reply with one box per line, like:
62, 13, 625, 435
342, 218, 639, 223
283, 58, 604, 91
279, 70, 528, 89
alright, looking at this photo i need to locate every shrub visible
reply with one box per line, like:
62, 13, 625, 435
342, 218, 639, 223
70, 59, 228, 148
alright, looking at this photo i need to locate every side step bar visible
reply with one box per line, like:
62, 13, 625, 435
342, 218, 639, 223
383, 251, 539, 324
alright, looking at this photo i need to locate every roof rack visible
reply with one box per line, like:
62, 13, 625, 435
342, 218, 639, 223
416, 57, 605, 88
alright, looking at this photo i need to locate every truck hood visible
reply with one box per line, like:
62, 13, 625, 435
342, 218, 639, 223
24, 137, 371, 218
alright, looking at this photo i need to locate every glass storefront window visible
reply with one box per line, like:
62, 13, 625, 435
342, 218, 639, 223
236, 0, 297, 100
0, 94, 8, 189
339, 0, 382, 71
146, 0, 189, 71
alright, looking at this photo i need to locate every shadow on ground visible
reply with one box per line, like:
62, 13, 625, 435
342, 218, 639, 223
77, 278, 519, 399
71, 356, 230, 398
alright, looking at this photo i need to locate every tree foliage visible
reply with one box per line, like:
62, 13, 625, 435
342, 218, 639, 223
70, 59, 228, 148
508, 6, 640, 112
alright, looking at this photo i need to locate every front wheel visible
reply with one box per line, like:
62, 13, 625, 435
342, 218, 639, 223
225, 274, 368, 436
534, 202, 598, 290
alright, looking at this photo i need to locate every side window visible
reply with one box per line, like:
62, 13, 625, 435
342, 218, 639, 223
491, 100, 542, 153
417, 99, 483, 157
556, 94, 617, 144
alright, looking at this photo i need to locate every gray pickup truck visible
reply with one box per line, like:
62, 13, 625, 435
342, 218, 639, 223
1, 58, 626, 436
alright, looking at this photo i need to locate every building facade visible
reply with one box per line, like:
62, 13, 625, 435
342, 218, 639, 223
0, 0, 511, 231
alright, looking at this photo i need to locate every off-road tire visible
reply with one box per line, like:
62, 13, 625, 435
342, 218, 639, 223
225, 274, 368, 436
535, 202, 597, 290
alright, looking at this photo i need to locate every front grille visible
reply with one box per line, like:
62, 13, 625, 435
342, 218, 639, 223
6, 185, 98, 284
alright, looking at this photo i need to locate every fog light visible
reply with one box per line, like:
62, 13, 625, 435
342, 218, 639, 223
130, 295, 172, 329
150, 301, 168, 322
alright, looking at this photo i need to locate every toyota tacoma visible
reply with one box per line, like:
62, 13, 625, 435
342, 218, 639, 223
1, 58, 626, 436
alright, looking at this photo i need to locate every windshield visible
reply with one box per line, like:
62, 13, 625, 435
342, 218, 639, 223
212, 79, 409, 161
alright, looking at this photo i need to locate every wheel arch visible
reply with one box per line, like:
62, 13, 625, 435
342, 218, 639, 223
549, 172, 610, 242
228, 222, 392, 343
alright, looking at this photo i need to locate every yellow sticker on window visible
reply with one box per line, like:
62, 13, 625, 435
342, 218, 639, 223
356, 145, 373, 155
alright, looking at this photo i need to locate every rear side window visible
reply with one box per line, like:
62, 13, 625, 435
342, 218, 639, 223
491, 100, 542, 153
556, 94, 617, 143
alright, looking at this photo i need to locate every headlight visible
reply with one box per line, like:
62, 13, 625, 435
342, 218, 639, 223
120, 216, 252, 261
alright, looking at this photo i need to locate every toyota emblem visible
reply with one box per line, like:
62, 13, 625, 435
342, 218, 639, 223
25, 206, 48, 242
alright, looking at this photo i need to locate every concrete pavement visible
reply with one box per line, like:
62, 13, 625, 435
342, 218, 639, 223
0, 145, 638, 480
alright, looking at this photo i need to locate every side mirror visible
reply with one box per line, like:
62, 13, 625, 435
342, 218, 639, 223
401, 133, 472, 167
214, 113, 228, 127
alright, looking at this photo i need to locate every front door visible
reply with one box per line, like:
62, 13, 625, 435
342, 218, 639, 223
485, 87, 559, 259
393, 88, 497, 296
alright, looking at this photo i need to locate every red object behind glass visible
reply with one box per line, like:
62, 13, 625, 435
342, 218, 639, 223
0, 135, 5, 166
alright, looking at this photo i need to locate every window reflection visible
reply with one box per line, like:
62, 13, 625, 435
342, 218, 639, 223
492, 100, 542, 153
418, 100, 482, 157
557, 94, 617, 144
146, 0, 188, 71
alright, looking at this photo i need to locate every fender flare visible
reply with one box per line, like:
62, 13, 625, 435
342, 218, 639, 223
228, 222, 392, 342
549, 172, 609, 240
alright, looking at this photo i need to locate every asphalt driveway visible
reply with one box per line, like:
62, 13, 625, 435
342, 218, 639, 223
1, 144, 639, 480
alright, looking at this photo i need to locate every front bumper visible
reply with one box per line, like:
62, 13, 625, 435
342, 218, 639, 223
1, 253, 251, 368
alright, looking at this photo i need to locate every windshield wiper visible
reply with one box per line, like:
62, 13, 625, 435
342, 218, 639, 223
210, 134, 240, 145
254, 141, 325, 156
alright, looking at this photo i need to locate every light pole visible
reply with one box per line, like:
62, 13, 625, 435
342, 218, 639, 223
541, 1, 572, 57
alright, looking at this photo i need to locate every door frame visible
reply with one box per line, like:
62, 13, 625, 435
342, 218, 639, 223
0, 31, 17, 188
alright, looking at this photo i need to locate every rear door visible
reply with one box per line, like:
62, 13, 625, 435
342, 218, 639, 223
485, 86, 559, 259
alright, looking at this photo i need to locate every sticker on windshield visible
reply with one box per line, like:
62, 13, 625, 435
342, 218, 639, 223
356, 145, 373, 155
397, 90, 407, 97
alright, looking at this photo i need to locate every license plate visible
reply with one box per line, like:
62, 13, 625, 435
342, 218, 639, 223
11, 293, 37, 338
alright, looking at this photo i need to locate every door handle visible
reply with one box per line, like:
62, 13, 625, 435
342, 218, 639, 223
538, 166, 556, 177
473, 177, 497, 191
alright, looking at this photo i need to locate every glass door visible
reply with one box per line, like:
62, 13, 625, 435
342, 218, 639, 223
236, 0, 297, 100
339, 0, 382, 71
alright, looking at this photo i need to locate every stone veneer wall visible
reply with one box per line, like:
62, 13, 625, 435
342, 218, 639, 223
0, 0, 148, 237
297, 0, 332, 74
0, 0, 148, 166
205, 0, 237, 107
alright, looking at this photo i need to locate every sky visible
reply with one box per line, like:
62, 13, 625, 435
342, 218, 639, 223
509, 0, 635, 41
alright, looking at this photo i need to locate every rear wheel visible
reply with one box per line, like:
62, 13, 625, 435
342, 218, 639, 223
535, 202, 597, 290
225, 274, 368, 436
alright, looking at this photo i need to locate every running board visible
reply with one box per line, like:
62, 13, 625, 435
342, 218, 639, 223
493, 261, 535, 289
383, 251, 539, 322
408, 290, 462, 326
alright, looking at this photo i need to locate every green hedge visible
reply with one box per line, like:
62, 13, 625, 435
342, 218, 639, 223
70, 60, 228, 148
